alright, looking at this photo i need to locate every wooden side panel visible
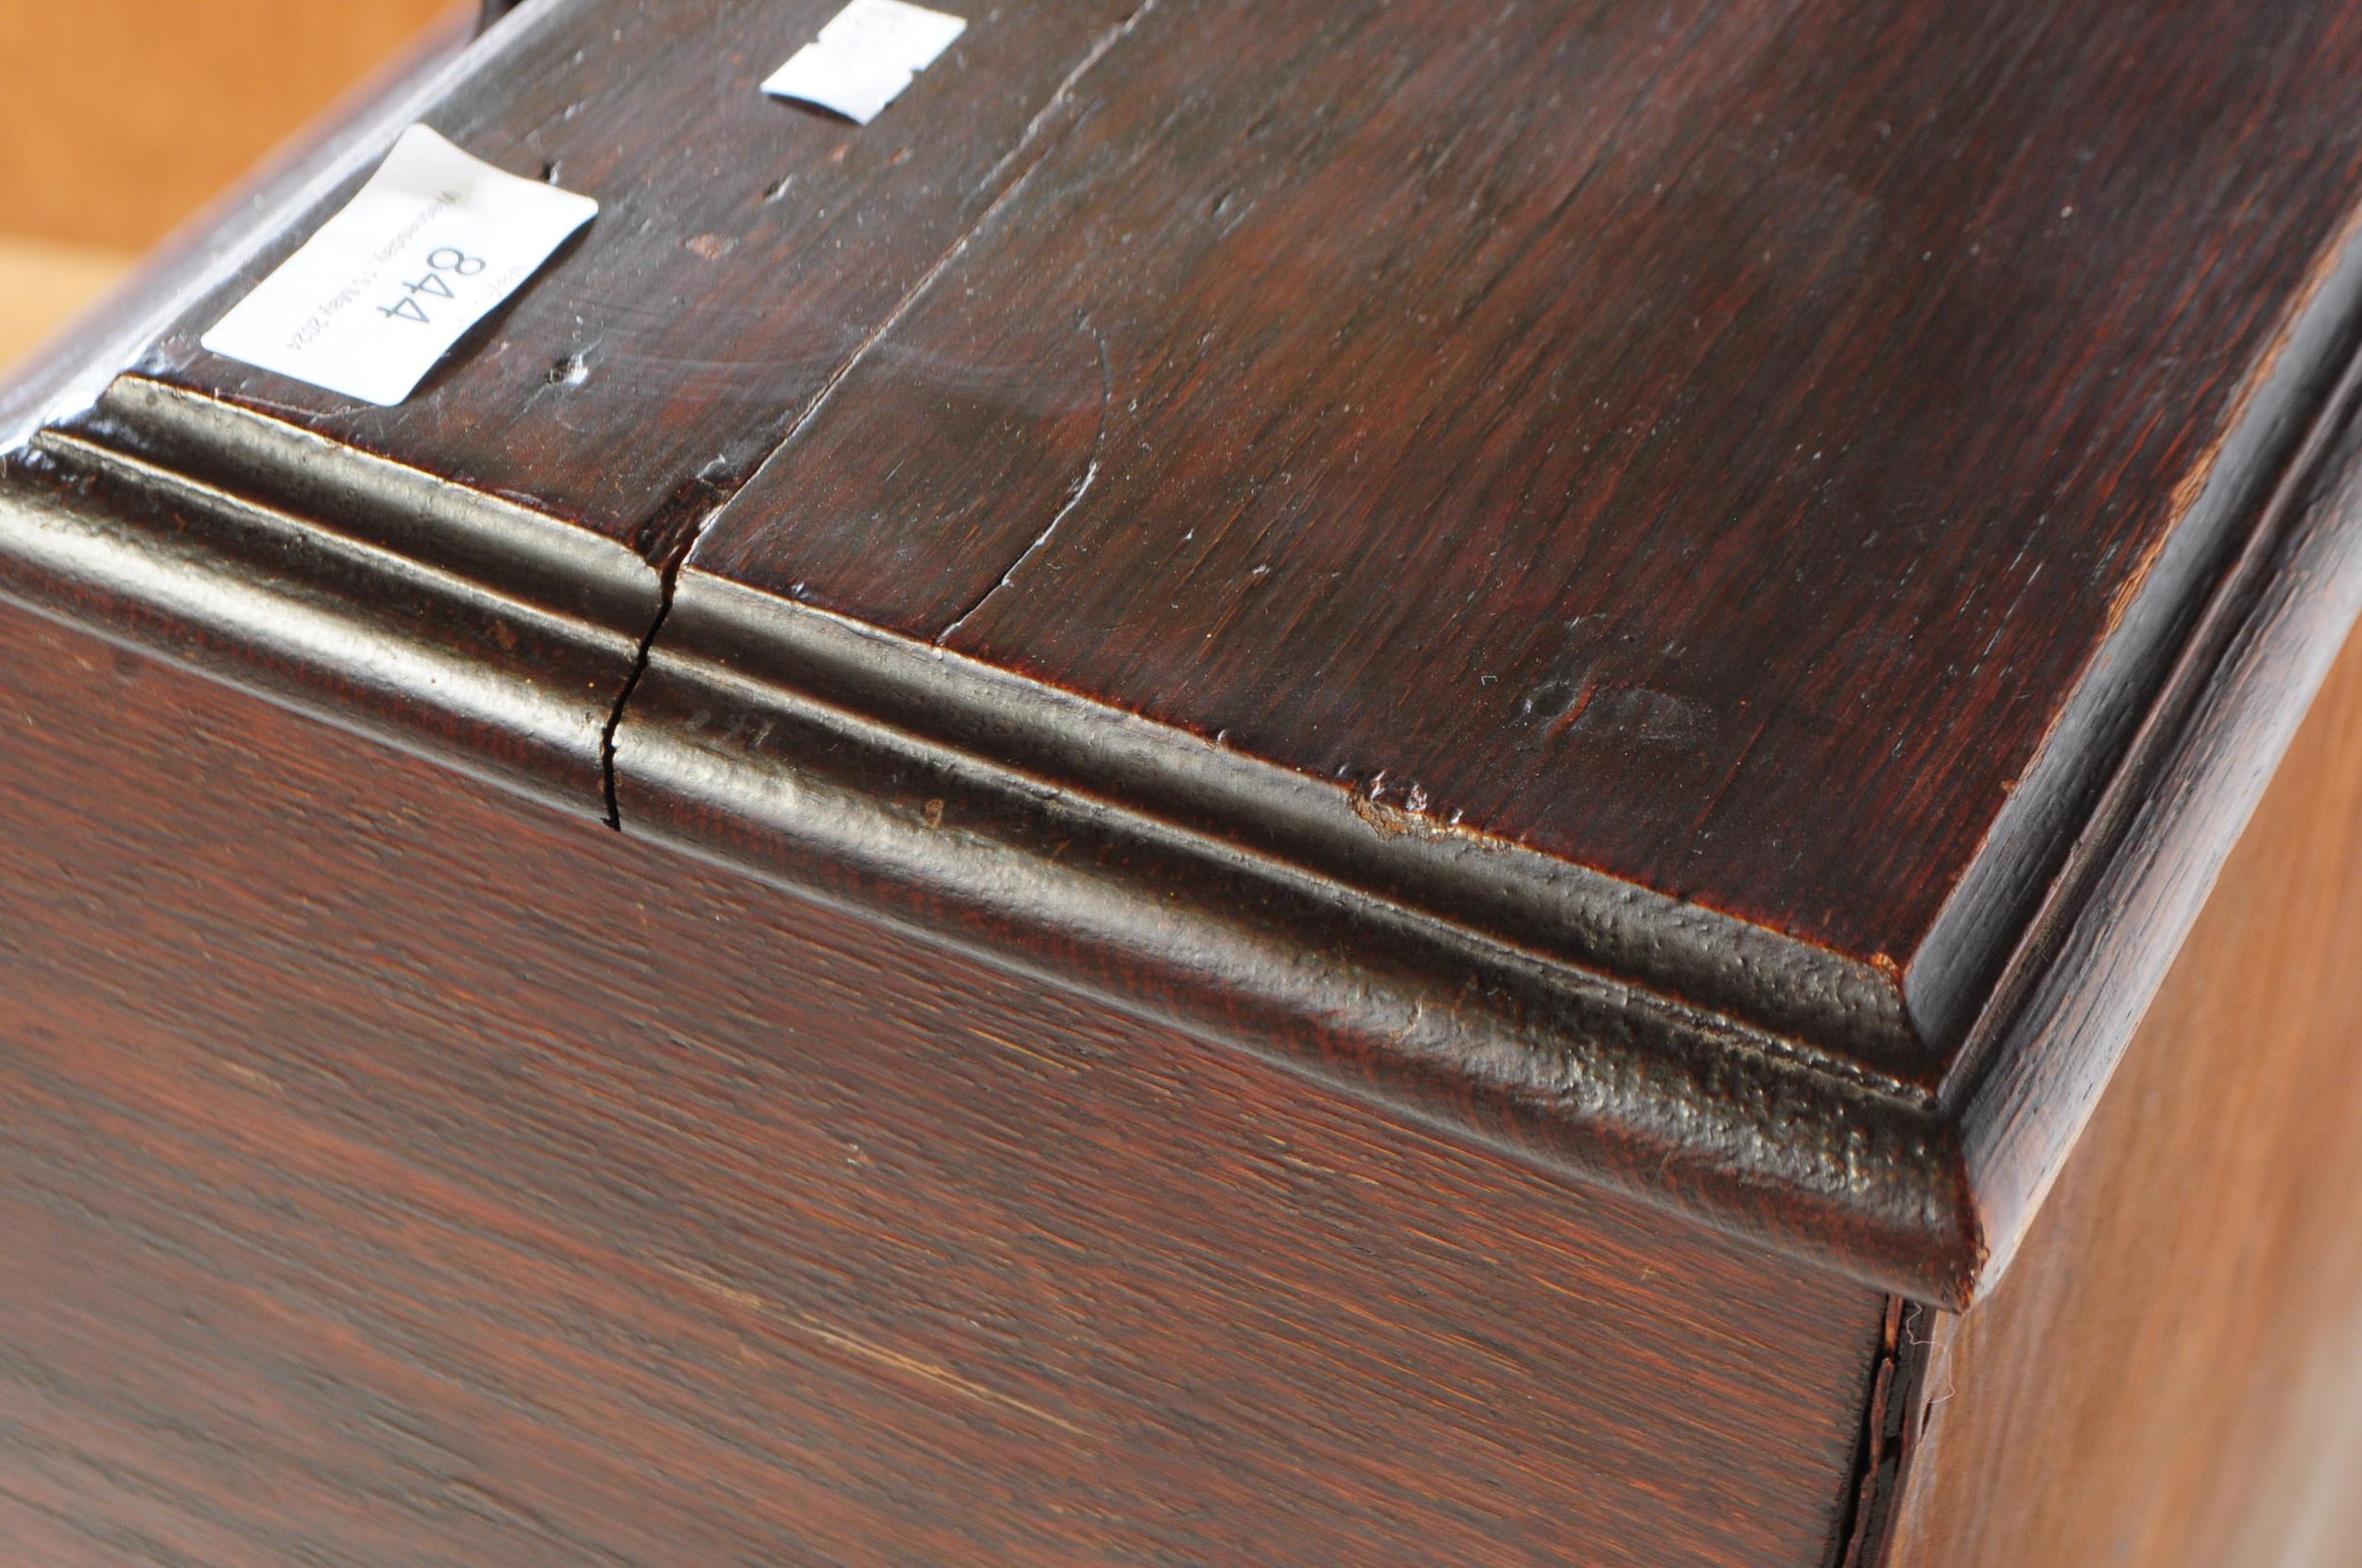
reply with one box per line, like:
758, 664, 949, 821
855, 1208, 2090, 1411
1881, 619, 2362, 1568
0, 601, 1887, 1568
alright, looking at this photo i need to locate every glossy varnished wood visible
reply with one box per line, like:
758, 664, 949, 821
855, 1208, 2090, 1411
1876, 614, 2362, 1568
68, 0, 2362, 1070
0, 600, 1887, 1567
9, 0, 2362, 1304
677, 0, 2362, 1070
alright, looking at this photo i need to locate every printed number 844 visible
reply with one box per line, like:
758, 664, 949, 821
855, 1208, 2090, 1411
379, 247, 488, 324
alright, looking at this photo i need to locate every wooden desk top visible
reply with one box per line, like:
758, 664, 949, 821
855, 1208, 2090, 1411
9, 0, 2362, 1304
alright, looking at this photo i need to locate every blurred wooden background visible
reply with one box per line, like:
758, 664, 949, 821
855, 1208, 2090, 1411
0, 0, 457, 369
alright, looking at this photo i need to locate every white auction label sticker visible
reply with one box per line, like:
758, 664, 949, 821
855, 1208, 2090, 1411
762, 0, 967, 124
200, 125, 598, 406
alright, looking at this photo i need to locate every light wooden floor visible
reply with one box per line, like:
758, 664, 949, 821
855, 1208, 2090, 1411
0, 237, 132, 375
0, 0, 456, 252
0, 0, 459, 376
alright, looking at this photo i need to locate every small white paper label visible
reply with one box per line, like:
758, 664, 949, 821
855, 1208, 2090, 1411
200, 125, 597, 406
762, 0, 967, 124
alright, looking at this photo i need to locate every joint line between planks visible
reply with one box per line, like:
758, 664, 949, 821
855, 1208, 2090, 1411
599, 0, 1163, 830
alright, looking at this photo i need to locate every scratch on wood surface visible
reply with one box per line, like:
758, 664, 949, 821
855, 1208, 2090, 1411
968, 1023, 1085, 1073
976, 0, 1164, 195
214, 1058, 283, 1094
658, 1259, 1089, 1437
673, 0, 1159, 592
790, 1317, 1089, 1438
935, 321, 1112, 644
1691, 713, 1771, 836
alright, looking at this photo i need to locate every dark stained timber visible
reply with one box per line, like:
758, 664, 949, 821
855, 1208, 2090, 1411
679, 0, 2362, 1069
114, 0, 1143, 565
14, 0, 2362, 1560
8, 0, 2362, 1306
0, 603, 1887, 1568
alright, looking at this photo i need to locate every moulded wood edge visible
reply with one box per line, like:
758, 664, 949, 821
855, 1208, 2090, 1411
13, 331, 2362, 1303
0, 430, 649, 818
613, 568, 1994, 1307
1900, 198, 2362, 1065
0, 408, 1988, 1303
1949, 345, 2362, 1298
4, 0, 2360, 1301
606, 312, 2362, 1301
7, 337, 2360, 1306
647, 570, 1929, 1077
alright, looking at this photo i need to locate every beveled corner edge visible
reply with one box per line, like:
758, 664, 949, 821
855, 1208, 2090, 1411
1950, 321, 2362, 1297
1908, 194, 2362, 1072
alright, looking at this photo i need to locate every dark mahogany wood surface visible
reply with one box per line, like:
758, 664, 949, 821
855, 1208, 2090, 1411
84, 0, 2362, 1086
0, 599, 1887, 1568
685, 0, 2362, 1065
121, 0, 1139, 566
5, 0, 2362, 1304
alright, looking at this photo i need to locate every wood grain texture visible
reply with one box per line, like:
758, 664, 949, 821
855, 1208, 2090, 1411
120, 0, 1145, 567
0, 0, 458, 252
676, 0, 2362, 1067
0, 405, 654, 819
84, 0, 2362, 1075
617, 569, 1977, 1301
0, 12, 648, 822
608, 3, 2362, 1298
1950, 320, 2362, 1288
0, 596, 1889, 1568
11, 0, 2362, 1304
1875, 602, 2362, 1568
